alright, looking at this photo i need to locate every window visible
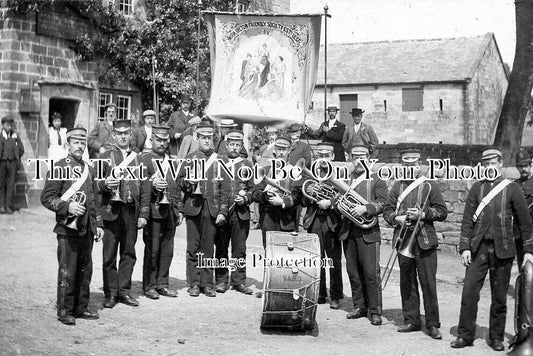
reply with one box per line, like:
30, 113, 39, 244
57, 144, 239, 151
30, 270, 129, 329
118, 0, 134, 15
116, 95, 131, 120
402, 88, 423, 111
439, 99, 443, 111
98, 93, 113, 120
236, 0, 250, 12
383, 100, 387, 112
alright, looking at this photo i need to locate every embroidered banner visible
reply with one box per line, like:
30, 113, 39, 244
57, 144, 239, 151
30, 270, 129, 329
204, 12, 322, 125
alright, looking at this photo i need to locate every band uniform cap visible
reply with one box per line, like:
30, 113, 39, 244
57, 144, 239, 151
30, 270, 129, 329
66, 127, 87, 140
113, 119, 132, 131
226, 129, 244, 141
517, 148, 532, 165
317, 142, 335, 153
188, 116, 201, 125
1, 116, 14, 124
400, 148, 421, 162
196, 124, 214, 136
350, 108, 365, 116
265, 126, 278, 134
287, 123, 303, 132
219, 119, 238, 128
142, 110, 156, 117
151, 124, 170, 139
351, 145, 369, 155
274, 136, 292, 148
327, 106, 339, 112
481, 147, 502, 161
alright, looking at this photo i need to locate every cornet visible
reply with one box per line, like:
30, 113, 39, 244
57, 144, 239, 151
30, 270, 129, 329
62, 191, 86, 231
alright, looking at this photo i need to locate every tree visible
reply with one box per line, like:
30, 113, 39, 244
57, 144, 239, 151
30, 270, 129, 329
493, 0, 533, 164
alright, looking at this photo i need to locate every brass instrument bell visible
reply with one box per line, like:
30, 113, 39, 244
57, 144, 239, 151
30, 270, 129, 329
63, 191, 86, 231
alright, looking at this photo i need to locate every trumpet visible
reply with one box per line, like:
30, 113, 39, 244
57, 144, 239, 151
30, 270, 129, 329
62, 191, 86, 231
151, 172, 170, 205
109, 154, 123, 202
382, 181, 432, 290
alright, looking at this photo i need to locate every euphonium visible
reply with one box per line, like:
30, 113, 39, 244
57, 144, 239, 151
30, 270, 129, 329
509, 260, 533, 356
63, 191, 86, 231
256, 165, 292, 198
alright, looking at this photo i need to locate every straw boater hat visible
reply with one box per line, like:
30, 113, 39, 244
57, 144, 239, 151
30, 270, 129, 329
400, 148, 421, 163
151, 124, 170, 139
219, 119, 238, 128
327, 106, 339, 112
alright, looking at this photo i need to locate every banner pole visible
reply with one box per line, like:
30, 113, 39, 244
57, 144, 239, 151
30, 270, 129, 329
196, 0, 203, 109
324, 4, 330, 125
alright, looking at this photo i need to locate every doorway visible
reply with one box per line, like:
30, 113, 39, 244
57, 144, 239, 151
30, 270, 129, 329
48, 98, 80, 129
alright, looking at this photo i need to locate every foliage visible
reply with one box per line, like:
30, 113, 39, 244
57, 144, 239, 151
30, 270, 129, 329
7, 0, 235, 112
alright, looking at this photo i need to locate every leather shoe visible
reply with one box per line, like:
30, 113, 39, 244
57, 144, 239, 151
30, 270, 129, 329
232, 284, 253, 295
347, 308, 368, 319
157, 288, 177, 298
450, 337, 473, 348
330, 299, 340, 310
144, 289, 159, 299
74, 311, 99, 320
188, 285, 200, 297
397, 324, 421, 333
427, 326, 442, 339
215, 282, 228, 293
103, 296, 118, 308
487, 339, 505, 351
370, 314, 382, 326
317, 297, 327, 304
119, 295, 139, 306
58, 315, 76, 325
200, 286, 217, 297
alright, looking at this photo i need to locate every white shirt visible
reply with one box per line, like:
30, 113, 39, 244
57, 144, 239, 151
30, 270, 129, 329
144, 126, 153, 149
119, 148, 128, 160
328, 118, 337, 128
353, 122, 361, 133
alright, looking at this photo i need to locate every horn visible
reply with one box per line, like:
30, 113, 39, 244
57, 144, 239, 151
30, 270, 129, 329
509, 260, 533, 356
62, 191, 86, 231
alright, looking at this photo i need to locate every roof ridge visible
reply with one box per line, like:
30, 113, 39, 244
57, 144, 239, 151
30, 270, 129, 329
322, 34, 489, 47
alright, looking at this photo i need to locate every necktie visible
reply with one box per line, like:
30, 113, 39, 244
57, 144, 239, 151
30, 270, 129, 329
57, 129, 62, 145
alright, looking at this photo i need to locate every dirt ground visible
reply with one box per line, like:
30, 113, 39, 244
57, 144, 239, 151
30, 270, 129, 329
0, 207, 523, 356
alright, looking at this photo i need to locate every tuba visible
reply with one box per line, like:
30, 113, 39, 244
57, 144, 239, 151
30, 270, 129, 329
296, 158, 377, 229
62, 191, 86, 231
508, 260, 533, 356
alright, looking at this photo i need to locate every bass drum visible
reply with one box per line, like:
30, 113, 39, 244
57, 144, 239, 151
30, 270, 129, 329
260, 231, 321, 330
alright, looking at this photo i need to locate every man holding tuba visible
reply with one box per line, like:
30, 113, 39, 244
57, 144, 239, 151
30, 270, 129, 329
301, 142, 344, 309
383, 148, 447, 339
97, 119, 150, 308
139, 125, 183, 300
342, 145, 388, 325
41, 127, 104, 325
450, 148, 533, 351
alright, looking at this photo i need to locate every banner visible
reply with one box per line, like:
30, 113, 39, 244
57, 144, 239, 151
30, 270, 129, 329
204, 12, 322, 126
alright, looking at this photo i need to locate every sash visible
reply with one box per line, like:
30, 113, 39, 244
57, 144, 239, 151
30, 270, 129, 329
348, 173, 372, 205
60, 162, 89, 201
396, 176, 427, 212
151, 154, 170, 180
226, 156, 243, 170
205, 152, 218, 172
473, 179, 512, 223
116, 151, 137, 169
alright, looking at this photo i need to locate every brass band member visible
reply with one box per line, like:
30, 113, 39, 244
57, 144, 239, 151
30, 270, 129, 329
180, 123, 230, 297
383, 148, 447, 339
215, 129, 254, 295
252, 136, 302, 249
451, 148, 533, 351
41, 127, 104, 325
302, 142, 343, 309
515, 148, 533, 269
343, 145, 388, 324
97, 119, 149, 308
140, 125, 183, 299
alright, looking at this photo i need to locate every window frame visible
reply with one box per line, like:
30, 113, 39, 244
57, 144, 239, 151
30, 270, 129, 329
116, 94, 132, 120
402, 87, 424, 112
98, 92, 113, 120
117, 0, 134, 16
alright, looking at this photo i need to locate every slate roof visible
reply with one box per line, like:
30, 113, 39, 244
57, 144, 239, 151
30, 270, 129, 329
316, 33, 503, 86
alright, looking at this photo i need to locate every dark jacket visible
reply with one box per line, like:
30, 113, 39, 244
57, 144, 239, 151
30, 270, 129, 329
168, 110, 194, 154
88, 120, 115, 156
383, 177, 448, 250
338, 172, 389, 242
130, 126, 148, 153
40, 155, 100, 236
96, 148, 150, 224
460, 177, 533, 259
288, 140, 312, 167
223, 156, 254, 221
342, 121, 379, 154
0, 130, 24, 162
178, 150, 230, 218
308, 120, 346, 162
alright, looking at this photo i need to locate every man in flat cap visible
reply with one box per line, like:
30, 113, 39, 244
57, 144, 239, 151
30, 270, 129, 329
214, 129, 254, 295
169, 94, 195, 155
88, 103, 117, 158
131, 110, 157, 153
139, 124, 183, 299
342, 145, 388, 325
287, 123, 311, 168
215, 119, 248, 159
252, 136, 303, 248
97, 119, 150, 309
301, 142, 344, 309
342, 108, 379, 156
514, 148, 533, 269
257, 126, 278, 167
41, 127, 104, 325
0, 116, 24, 214
176, 116, 202, 159
305, 106, 346, 162
451, 147, 533, 351
178, 123, 230, 297
383, 148, 447, 340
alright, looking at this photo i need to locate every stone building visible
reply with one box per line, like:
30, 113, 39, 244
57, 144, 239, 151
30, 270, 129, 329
309, 33, 509, 145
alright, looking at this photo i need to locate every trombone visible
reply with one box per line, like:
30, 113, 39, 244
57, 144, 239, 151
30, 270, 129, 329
381, 182, 432, 290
